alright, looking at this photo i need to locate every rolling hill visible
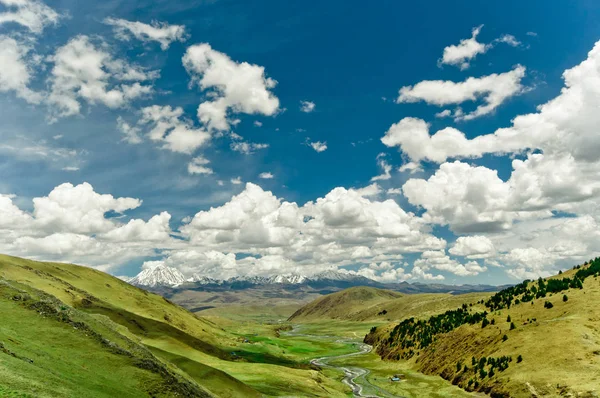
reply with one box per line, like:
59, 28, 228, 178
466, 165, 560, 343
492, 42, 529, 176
0, 254, 349, 397
288, 286, 493, 322
364, 260, 600, 397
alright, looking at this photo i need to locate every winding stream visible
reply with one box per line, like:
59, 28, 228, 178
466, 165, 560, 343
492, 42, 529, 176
283, 326, 399, 398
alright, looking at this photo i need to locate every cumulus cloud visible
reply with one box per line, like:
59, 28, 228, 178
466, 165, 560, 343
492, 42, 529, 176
0, 182, 174, 270
439, 25, 488, 70
176, 182, 445, 278
0, 36, 43, 104
182, 43, 279, 132
0, 0, 60, 34
390, 39, 600, 172
299, 100, 315, 113
103, 18, 187, 50
397, 66, 526, 121
47, 35, 157, 121
0, 180, 454, 280
450, 235, 496, 259
414, 250, 487, 277
138, 105, 210, 154
396, 38, 600, 250
402, 160, 551, 233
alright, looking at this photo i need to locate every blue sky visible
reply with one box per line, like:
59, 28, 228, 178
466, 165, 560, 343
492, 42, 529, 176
2, 0, 600, 284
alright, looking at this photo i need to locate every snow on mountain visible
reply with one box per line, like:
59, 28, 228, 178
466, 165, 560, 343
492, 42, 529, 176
129, 267, 372, 289
186, 274, 220, 285
129, 265, 186, 287
308, 270, 368, 282
268, 274, 308, 284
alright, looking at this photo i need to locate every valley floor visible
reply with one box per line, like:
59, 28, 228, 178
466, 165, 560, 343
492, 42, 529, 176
202, 306, 485, 397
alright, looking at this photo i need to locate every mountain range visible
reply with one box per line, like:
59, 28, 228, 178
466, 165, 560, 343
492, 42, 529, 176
126, 264, 507, 295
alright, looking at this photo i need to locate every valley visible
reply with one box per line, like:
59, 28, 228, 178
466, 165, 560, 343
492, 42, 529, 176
2, 254, 600, 397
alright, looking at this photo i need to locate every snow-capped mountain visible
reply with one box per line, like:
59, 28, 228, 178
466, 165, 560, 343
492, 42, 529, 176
229, 274, 309, 285
129, 265, 186, 288
309, 270, 367, 282
129, 268, 371, 289
270, 274, 308, 284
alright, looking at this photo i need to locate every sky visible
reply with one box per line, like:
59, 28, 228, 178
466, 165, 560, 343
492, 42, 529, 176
2, 0, 600, 285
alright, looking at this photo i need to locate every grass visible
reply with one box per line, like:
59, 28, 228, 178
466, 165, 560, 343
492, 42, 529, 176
0, 280, 211, 398
0, 254, 354, 397
289, 285, 492, 323
329, 352, 484, 398
367, 266, 600, 397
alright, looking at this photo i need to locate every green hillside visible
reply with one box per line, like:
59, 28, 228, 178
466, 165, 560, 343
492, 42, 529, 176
0, 254, 349, 397
365, 260, 600, 397
288, 285, 492, 323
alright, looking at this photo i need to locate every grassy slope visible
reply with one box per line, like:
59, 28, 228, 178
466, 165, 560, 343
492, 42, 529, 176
0, 279, 213, 398
367, 266, 600, 397
288, 286, 403, 321
0, 254, 353, 397
289, 286, 492, 323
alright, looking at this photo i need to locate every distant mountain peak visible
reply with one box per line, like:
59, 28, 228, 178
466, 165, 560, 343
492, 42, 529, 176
129, 265, 185, 288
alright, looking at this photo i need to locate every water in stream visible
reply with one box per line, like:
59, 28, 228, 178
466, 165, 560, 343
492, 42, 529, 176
283, 325, 481, 398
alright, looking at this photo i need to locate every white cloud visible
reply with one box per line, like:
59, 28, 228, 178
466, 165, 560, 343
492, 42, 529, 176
253, 120, 263, 127
174, 182, 445, 278
309, 141, 327, 152
395, 40, 600, 166
0, 36, 43, 104
0, 0, 60, 34
187, 156, 213, 175
103, 18, 187, 50
182, 43, 279, 132
414, 250, 487, 277
47, 36, 157, 121
61, 166, 79, 171
0, 181, 449, 279
138, 105, 210, 154
230, 176, 242, 185
0, 136, 83, 169
397, 65, 526, 121
116, 116, 143, 144
400, 163, 423, 175
435, 109, 451, 118
449, 235, 496, 259
402, 160, 551, 233
0, 182, 173, 270
259, 172, 274, 179
230, 141, 269, 154
299, 100, 315, 113
396, 38, 600, 246
439, 25, 488, 70
354, 183, 381, 198
101, 211, 172, 242
32, 182, 141, 234
495, 34, 521, 47
370, 153, 392, 181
